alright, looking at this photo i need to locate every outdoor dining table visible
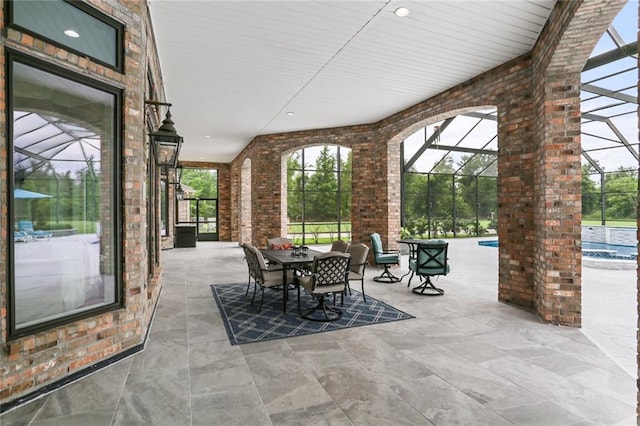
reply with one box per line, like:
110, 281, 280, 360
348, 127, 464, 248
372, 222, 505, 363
260, 248, 324, 314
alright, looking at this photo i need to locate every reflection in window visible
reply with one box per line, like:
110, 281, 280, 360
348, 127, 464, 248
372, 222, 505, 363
287, 146, 352, 244
10, 56, 120, 334
161, 179, 167, 236
10, 0, 123, 69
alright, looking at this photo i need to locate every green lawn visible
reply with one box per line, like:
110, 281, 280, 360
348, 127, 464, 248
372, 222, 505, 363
582, 220, 637, 227
287, 220, 637, 244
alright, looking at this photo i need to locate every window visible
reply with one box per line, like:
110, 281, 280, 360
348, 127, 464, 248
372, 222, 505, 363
8, 0, 124, 70
287, 146, 352, 244
9, 52, 122, 336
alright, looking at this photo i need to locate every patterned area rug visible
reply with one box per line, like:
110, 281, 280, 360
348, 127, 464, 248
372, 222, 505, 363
211, 283, 415, 345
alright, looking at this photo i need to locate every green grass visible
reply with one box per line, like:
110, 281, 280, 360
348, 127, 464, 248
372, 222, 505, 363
288, 220, 637, 243
582, 220, 637, 227
288, 222, 352, 233
41, 220, 98, 234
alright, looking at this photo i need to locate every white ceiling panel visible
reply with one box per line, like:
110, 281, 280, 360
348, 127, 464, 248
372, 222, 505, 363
148, 0, 555, 162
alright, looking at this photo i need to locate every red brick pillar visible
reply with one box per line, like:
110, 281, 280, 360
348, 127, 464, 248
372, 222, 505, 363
350, 131, 401, 254
525, 0, 623, 326
533, 73, 583, 326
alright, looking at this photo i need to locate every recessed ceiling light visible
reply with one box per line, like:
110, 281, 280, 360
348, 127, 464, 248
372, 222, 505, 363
286, 112, 295, 116
394, 7, 410, 17
205, 135, 211, 138
64, 29, 80, 38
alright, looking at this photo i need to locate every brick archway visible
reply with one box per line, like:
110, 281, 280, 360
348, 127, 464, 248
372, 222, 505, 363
231, 1, 628, 328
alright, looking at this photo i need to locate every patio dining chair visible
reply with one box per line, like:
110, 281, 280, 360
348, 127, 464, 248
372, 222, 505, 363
330, 240, 350, 253
408, 240, 450, 296
243, 244, 294, 313
369, 232, 401, 283
266, 237, 293, 250
265, 238, 293, 266
347, 242, 370, 302
241, 243, 256, 296
296, 251, 350, 322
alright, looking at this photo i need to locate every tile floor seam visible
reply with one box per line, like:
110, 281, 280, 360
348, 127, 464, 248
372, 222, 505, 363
108, 356, 134, 425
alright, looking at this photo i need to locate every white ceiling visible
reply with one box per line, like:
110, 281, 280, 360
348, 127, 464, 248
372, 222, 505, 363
148, 0, 556, 163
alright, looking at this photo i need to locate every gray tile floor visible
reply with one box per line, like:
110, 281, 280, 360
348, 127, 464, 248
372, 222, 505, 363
2, 238, 637, 425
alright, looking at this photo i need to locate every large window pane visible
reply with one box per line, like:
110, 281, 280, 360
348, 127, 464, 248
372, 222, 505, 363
10, 56, 120, 334
287, 146, 351, 244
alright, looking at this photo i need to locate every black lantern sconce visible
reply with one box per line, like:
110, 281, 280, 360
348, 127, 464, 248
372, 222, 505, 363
167, 163, 185, 201
145, 100, 183, 170
174, 165, 184, 201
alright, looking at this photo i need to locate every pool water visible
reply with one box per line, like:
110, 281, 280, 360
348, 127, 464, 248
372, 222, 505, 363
582, 242, 637, 259
478, 239, 637, 260
478, 240, 499, 248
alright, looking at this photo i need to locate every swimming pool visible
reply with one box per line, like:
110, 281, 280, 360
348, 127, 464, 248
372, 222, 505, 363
478, 239, 637, 260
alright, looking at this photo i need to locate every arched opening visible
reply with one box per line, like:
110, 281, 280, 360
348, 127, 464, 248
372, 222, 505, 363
400, 108, 498, 239
285, 145, 352, 245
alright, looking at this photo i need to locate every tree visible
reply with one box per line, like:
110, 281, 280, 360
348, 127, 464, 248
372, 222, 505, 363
581, 164, 600, 217
456, 154, 497, 220
605, 168, 637, 219
339, 150, 352, 222
304, 146, 338, 222
181, 169, 218, 198
287, 152, 303, 222
428, 156, 454, 224
404, 167, 428, 222
180, 169, 218, 219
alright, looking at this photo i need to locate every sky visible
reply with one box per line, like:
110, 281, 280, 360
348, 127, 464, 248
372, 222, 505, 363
404, 0, 638, 176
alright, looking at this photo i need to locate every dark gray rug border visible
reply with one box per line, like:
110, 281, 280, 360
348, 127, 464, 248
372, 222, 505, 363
210, 283, 415, 346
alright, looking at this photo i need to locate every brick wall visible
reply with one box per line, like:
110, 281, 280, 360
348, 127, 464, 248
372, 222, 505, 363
1, 0, 165, 405
0, 0, 632, 410
229, 0, 626, 329
531, 0, 625, 325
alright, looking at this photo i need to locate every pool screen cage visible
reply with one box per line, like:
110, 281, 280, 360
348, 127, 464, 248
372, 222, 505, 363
401, 7, 638, 237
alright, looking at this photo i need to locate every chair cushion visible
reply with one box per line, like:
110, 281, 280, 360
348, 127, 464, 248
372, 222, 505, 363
370, 233, 383, 254
347, 243, 369, 274
348, 271, 363, 280
298, 275, 313, 292
300, 275, 344, 295
376, 253, 399, 263
262, 268, 294, 287
330, 240, 350, 252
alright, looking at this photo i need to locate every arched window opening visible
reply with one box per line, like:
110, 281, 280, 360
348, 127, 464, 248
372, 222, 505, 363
287, 145, 352, 244
401, 110, 498, 239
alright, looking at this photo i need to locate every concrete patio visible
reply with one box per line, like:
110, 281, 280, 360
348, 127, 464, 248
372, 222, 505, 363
1, 237, 636, 425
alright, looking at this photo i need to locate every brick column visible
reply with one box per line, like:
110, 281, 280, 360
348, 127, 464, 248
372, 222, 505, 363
496, 68, 537, 310
347, 129, 402, 268
527, 0, 625, 326
533, 73, 583, 326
